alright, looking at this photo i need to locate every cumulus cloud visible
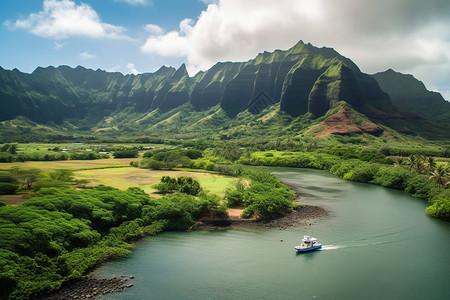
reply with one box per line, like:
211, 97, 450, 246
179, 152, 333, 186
144, 24, 164, 35
54, 41, 66, 49
141, 19, 192, 57
80, 51, 96, 60
140, 0, 450, 96
126, 63, 140, 74
114, 0, 149, 5
198, 0, 219, 4
4, 0, 127, 39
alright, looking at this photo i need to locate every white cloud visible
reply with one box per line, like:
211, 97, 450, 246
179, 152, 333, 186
140, 0, 450, 96
126, 63, 140, 74
115, 0, 149, 5
144, 24, 164, 35
141, 20, 191, 57
5, 0, 127, 40
54, 41, 66, 49
80, 51, 96, 60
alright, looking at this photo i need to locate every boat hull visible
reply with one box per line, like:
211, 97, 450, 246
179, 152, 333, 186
295, 245, 322, 253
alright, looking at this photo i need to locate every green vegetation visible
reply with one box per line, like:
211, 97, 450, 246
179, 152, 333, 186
112, 149, 139, 159
2, 40, 448, 143
225, 170, 297, 218
0, 185, 225, 299
372, 69, 450, 122
0, 159, 298, 299
237, 147, 449, 220
154, 176, 202, 196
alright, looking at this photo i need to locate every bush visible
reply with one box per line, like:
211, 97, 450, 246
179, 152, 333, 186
343, 165, 377, 183
225, 180, 246, 207
154, 176, 202, 196
426, 197, 450, 221
372, 167, 409, 190
0, 173, 18, 184
113, 150, 139, 159
139, 158, 164, 170
184, 149, 203, 159
0, 182, 19, 195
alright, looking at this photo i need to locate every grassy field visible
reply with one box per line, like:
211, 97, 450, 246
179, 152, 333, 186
0, 158, 136, 172
0, 158, 235, 204
74, 167, 235, 196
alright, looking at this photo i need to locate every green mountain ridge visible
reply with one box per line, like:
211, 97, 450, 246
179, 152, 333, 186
0, 41, 448, 141
371, 69, 450, 122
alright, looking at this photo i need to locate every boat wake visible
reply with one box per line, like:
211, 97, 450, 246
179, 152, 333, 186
320, 240, 389, 251
320, 245, 341, 250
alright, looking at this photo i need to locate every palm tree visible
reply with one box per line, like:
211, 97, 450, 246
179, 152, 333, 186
407, 155, 417, 172
429, 165, 449, 190
394, 157, 405, 166
408, 155, 426, 174
415, 159, 426, 174
425, 157, 436, 172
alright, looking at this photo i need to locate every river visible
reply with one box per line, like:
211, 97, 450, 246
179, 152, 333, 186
94, 168, 450, 300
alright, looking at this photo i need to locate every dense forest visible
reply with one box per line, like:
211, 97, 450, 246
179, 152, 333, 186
0, 165, 297, 299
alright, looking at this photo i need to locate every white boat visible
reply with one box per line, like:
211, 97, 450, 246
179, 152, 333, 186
294, 235, 322, 253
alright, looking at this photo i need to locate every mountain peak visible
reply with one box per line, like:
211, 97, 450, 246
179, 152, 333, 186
173, 63, 188, 79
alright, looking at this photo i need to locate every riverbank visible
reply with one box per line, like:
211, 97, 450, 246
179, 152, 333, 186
196, 204, 328, 230
36, 275, 134, 300
36, 203, 327, 300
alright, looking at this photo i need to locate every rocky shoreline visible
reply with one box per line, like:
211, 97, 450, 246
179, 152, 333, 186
36, 275, 135, 300
196, 204, 328, 230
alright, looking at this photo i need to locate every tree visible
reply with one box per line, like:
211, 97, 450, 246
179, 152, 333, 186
11, 168, 42, 189
393, 157, 405, 166
9, 144, 18, 155
425, 157, 436, 172
407, 155, 426, 174
429, 165, 449, 190
49, 169, 75, 182
407, 155, 417, 171
113, 150, 139, 159
215, 143, 243, 162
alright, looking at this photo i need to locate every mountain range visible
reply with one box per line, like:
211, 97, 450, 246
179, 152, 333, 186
0, 41, 449, 142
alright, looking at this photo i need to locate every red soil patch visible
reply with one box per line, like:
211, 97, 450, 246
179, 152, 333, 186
0, 195, 27, 206
306, 102, 384, 138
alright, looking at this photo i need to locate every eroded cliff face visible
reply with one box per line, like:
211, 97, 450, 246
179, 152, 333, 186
0, 40, 394, 128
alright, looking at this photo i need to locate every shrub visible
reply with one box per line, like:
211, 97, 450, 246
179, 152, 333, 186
184, 149, 203, 159
372, 167, 409, 190
343, 165, 377, 183
139, 158, 164, 170
426, 197, 450, 221
154, 176, 202, 196
0, 173, 18, 184
113, 150, 139, 159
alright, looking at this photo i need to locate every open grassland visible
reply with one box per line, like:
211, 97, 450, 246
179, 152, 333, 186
0, 158, 235, 203
0, 158, 136, 172
74, 167, 235, 196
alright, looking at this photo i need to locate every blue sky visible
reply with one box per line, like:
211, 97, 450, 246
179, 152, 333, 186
1, 0, 209, 74
1, 0, 449, 99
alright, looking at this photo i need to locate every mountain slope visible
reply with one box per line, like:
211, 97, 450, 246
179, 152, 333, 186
0, 41, 449, 141
371, 69, 450, 122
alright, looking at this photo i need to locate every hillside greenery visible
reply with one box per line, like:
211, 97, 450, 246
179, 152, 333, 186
1, 41, 449, 143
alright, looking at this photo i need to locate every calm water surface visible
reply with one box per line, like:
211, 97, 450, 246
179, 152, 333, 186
95, 168, 450, 300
